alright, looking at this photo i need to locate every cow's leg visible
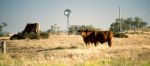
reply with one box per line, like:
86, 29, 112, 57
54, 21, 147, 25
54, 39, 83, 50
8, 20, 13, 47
108, 40, 112, 47
94, 43, 96, 47
85, 42, 88, 47
94, 42, 98, 47
85, 42, 90, 48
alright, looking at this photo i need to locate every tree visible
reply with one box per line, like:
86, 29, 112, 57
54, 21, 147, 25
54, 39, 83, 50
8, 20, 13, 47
134, 17, 142, 29
123, 17, 133, 31
110, 22, 120, 33
0, 26, 2, 32
131, 17, 148, 31
68, 25, 98, 35
140, 22, 147, 28
3, 22, 7, 27
47, 24, 60, 35
0, 22, 7, 32
68, 25, 78, 34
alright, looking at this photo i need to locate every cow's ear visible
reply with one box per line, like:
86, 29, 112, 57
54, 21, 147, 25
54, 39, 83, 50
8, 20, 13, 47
87, 30, 92, 32
84, 29, 88, 32
77, 30, 81, 32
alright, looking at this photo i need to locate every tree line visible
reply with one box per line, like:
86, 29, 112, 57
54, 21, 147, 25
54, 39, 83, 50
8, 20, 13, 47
110, 17, 148, 33
47, 24, 101, 35
0, 16, 148, 36
68, 25, 101, 35
48, 17, 148, 35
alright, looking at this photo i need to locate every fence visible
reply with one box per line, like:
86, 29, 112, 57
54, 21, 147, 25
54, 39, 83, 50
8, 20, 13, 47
0, 41, 6, 54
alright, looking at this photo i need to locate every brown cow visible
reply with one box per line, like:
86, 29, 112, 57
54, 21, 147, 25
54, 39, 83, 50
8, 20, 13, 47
78, 30, 113, 47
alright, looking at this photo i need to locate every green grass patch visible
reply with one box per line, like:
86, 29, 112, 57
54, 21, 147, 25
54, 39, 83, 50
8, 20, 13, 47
75, 56, 137, 66
141, 61, 150, 66
75, 59, 112, 66
0, 53, 23, 66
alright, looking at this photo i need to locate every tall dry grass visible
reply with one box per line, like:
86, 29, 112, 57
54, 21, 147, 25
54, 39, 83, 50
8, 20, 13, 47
0, 34, 150, 66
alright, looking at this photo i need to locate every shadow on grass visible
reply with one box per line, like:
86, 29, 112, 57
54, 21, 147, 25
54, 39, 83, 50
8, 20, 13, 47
35, 46, 78, 52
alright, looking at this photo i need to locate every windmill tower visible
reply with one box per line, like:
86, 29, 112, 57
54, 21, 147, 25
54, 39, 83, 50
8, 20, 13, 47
64, 9, 71, 33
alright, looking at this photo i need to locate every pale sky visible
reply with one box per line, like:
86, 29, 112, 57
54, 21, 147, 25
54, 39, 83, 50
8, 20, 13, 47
0, 0, 150, 33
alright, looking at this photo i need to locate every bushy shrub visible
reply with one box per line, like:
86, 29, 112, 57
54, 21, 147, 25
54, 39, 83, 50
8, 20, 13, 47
40, 32, 49, 39
113, 32, 128, 38
10, 32, 49, 40
10, 33, 26, 40
25, 32, 41, 39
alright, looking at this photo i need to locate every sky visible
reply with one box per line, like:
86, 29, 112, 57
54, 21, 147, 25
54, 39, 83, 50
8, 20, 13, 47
0, 0, 150, 33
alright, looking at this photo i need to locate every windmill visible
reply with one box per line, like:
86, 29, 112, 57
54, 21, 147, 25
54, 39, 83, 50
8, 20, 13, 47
64, 9, 71, 33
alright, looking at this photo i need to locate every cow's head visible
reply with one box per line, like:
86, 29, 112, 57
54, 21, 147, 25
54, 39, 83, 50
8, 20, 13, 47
78, 30, 93, 38
78, 30, 85, 37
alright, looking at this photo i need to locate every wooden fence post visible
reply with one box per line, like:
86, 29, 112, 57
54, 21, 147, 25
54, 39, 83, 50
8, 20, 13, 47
0, 41, 6, 54
2, 41, 6, 54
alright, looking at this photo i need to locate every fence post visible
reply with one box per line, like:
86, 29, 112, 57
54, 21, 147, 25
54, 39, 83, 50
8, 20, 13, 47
0, 41, 6, 54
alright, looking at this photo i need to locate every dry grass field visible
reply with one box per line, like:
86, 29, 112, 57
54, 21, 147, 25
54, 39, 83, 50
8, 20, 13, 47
0, 34, 150, 66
